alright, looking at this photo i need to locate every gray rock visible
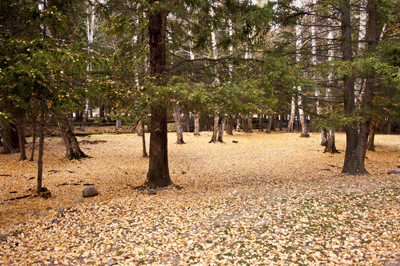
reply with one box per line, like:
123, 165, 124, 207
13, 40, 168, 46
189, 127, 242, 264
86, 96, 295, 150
72, 197, 84, 204
100, 261, 118, 266
40, 213, 49, 217
141, 189, 157, 195
45, 207, 53, 210
0, 234, 8, 242
132, 193, 137, 197
58, 207, 65, 217
52, 219, 59, 224
388, 168, 400, 174
232, 140, 238, 143
82, 186, 99, 198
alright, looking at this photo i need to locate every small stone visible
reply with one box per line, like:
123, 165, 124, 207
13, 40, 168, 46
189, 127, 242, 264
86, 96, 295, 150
100, 261, 118, 266
141, 189, 157, 195
45, 207, 53, 210
0, 234, 8, 242
388, 168, 400, 174
72, 197, 84, 204
132, 193, 137, 197
52, 219, 59, 224
133, 185, 146, 191
82, 186, 99, 198
58, 207, 65, 217
182, 170, 186, 174
232, 140, 238, 143
40, 213, 49, 217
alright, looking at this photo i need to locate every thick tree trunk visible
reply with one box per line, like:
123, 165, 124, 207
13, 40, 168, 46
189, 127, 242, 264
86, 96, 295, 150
217, 117, 225, 143
271, 115, 276, 131
210, 114, 219, 143
173, 102, 185, 144
341, 0, 370, 175
299, 110, 309, 137
279, 114, 284, 131
236, 118, 241, 132
59, 118, 88, 160
266, 115, 273, 133
145, 1, 172, 188
325, 128, 338, 153
321, 128, 327, 146
1, 121, 19, 154
194, 113, 200, 136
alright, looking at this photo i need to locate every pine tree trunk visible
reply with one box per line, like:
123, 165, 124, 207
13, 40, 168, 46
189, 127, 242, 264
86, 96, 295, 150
142, 123, 148, 157
299, 110, 309, 138
247, 115, 253, 133
173, 102, 185, 144
16, 122, 26, 161
218, 117, 226, 143
367, 122, 377, 151
59, 118, 88, 160
145, 1, 172, 188
279, 114, 284, 131
194, 113, 200, 136
325, 128, 338, 153
321, 128, 327, 146
1, 121, 19, 154
29, 120, 37, 161
210, 114, 219, 143
259, 114, 263, 132
137, 120, 144, 136
36, 111, 44, 195
227, 117, 233, 135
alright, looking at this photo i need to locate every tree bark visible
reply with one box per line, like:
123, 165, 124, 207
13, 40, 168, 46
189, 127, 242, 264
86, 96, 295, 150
217, 117, 225, 143
321, 127, 327, 146
142, 122, 148, 157
194, 113, 200, 136
145, 0, 172, 188
209, 114, 219, 143
367, 122, 377, 151
137, 120, 144, 136
59, 118, 88, 160
227, 117, 233, 135
279, 114, 284, 131
266, 115, 273, 133
29, 119, 37, 161
16, 119, 27, 161
287, 97, 296, 133
259, 114, 263, 132
36, 111, 44, 195
1, 121, 19, 154
246, 114, 253, 133
173, 102, 185, 144
325, 128, 338, 153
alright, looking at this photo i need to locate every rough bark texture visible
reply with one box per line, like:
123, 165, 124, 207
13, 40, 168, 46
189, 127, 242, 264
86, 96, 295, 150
142, 123, 148, 157
279, 114, 284, 131
145, 1, 172, 188
59, 118, 88, 160
137, 121, 144, 137
173, 102, 185, 144
299, 110, 309, 138
259, 114, 263, 132
266, 115, 273, 133
325, 128, 338, 153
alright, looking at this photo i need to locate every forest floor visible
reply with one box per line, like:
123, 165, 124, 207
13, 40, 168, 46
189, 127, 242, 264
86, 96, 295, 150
1, 129, 400, 265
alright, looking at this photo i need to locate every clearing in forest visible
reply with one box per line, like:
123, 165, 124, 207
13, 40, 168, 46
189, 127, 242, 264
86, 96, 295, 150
1, 131, 400, 265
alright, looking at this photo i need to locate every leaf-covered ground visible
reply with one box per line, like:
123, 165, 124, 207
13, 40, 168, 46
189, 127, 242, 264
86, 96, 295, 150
1, 130, 400, 265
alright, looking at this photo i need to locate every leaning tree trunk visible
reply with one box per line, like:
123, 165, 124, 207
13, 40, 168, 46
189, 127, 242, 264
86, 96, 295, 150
173, 102, 185, 144
145, 0, 172, 188
59, 118, 88, 160
217, 117, 226, 143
